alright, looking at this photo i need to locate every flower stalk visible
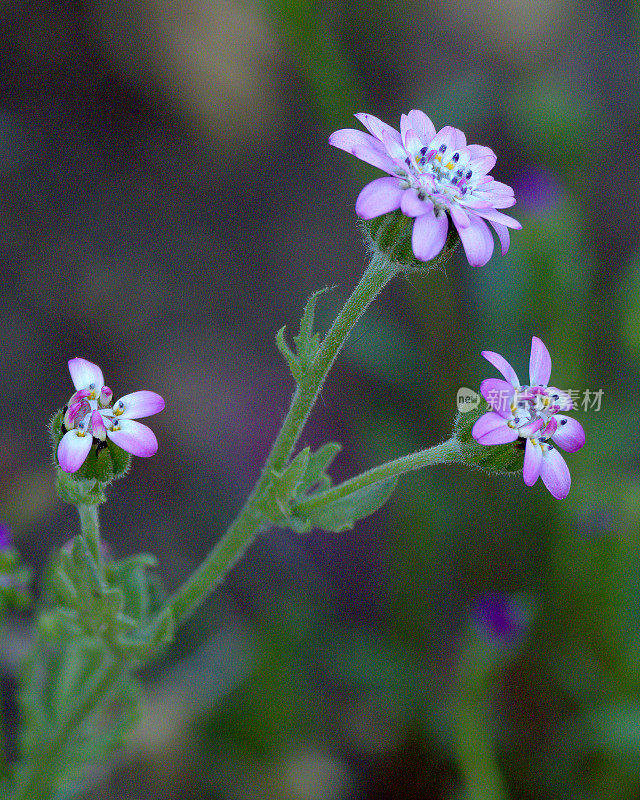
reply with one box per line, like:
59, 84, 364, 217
292, 438, 462, 520
168, 254, 400, 626
77, 503, 102, 572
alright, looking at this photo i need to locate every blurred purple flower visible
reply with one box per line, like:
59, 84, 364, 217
329, 110, 521, 267
471, 592, 527, 647
512, 165, 563, 214
472, 337, 585, 499
0, 522, 12, 551
58, 358, 165, 473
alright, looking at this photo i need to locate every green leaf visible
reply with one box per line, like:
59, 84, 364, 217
298, 441, 341, 494
293, 287, 331, 369
276, 326, 301, 382
276, 288, 333, 383
302, 477, 398, 533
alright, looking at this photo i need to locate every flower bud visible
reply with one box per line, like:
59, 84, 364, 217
453, 400, 525, 475
360, 210, 459, 272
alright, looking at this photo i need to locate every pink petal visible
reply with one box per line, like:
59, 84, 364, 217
481, 351, 520, 387
488, 220, 510, 255
467, 145, 497, 173
328, 129, 398, 174
479, 180, 514, 198
402, 127, 423, 157
355, 177, 404, 219
107, 419, 158, 457
523, 438, 542, 486
381, 129, 407, 162
456, 214, 494, 267
91, 409, 107, 440
449, 204, 471, 229
472, 412, 518, 445
68, 358, 104, 393
480, 378, 516, 416
468, 207, 522, 229
114, 391, 165, 419
407, 110, 436, 144
400, 188, 433, 218
539, 447, 571, 499
58, 430, 93, 473
354, 113, 402, 145
529, 337, 551, 386
551, 416, 585, 453
428, 126, 465, 161
519, 417, 544, 438
411, 208, 449, 262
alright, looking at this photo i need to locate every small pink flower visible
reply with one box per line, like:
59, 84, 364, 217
58, 358, 165, 473
472, 337, 585, 499
329, 111, 521, 267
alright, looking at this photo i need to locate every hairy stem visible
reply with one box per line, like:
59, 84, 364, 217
293, 438, 462, 519
77, 504, 102, 573
168, 255, 399, 627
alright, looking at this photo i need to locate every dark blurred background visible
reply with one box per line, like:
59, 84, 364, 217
2, 0, 640, 797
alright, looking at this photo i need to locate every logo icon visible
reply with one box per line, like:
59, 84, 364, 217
457, 387, 480, 412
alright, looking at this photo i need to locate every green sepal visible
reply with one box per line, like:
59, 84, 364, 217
50, 408, 131, 503
454, 401, 526, 475
55, 472, 106, 506
361, 210, 460, 272
296, 476, 399, 533
37, 608, 83, 639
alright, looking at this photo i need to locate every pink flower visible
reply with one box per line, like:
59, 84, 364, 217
329, 111, 521, 267
58, 358, 165, 473
472, 337, 585, 499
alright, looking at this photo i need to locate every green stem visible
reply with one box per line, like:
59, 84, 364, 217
168, 255, 399, 627
77, 504, 101, 572
293, 438, 462, 519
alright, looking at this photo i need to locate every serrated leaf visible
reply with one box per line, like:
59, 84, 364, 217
276, 326, 302, 382
301, 477, 398, 533
298, 442, 341, 494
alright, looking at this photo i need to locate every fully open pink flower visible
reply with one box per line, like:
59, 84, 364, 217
58, 358, 165, 473
329, 110, 521, 267
472, 337, 585, 499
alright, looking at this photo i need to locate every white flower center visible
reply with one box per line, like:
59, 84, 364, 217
397, 141, 476, 205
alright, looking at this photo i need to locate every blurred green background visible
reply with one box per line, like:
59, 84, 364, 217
1, 0, 640, 797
